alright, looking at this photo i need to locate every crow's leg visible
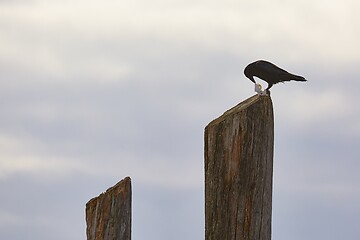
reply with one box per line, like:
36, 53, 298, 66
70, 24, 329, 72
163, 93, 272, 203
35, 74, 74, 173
265, 83, 272, 96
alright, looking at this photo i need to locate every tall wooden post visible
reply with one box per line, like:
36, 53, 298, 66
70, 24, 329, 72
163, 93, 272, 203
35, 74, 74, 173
204, 95, 274, 240
86, 177, 131, 240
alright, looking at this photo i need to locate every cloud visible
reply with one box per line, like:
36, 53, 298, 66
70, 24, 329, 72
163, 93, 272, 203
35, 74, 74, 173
277, 88, 353, 126
0, 134, 88, 180
1, 0, 360, 78
1, 1, 360, 240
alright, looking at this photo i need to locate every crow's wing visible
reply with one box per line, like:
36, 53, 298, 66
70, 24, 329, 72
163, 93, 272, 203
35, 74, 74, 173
254, 60, 297, 83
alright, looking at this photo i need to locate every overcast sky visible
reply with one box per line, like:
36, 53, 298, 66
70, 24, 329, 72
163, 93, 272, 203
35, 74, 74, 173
1, 0, 360, 239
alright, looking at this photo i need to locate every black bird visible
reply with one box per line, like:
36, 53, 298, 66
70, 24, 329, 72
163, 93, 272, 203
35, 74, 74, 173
244, 60, 306, 90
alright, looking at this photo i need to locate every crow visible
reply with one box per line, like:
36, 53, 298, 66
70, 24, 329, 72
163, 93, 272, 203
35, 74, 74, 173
244, 60, 306, 91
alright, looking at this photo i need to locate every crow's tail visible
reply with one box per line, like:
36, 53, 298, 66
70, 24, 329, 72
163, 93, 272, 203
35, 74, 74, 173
291, 74, 307, 82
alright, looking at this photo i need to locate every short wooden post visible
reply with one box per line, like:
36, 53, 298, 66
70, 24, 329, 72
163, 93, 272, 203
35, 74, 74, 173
86, 177, 131, 240
204, 95, 274, 240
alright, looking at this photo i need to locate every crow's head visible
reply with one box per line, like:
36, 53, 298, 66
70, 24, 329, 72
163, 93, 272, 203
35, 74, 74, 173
244, 63, 255, 83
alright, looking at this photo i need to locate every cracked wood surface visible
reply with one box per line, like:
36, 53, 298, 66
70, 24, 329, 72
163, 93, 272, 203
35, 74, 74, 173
205, 95, 274, 240
86, 177, 131, 240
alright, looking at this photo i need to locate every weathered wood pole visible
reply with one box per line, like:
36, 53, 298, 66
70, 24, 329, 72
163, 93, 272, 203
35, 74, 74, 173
86, 177, 131, 240
205, 95, 274, 240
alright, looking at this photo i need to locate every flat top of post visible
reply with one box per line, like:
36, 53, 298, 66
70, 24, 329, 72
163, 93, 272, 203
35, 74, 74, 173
206, 95, 272, 127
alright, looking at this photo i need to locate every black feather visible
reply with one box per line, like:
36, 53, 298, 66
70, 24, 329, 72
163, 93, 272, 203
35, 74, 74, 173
244, 60, 307, 90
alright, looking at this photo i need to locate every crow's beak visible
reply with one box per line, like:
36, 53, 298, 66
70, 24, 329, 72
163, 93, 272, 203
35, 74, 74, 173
249, 76, 255, 83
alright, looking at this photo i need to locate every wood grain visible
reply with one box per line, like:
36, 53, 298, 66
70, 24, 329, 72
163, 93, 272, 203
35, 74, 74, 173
205, 95, 274, 240
86, 177, 131, 240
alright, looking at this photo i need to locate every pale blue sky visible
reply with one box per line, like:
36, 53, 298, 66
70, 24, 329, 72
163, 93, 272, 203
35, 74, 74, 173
1, 0, 360, 239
